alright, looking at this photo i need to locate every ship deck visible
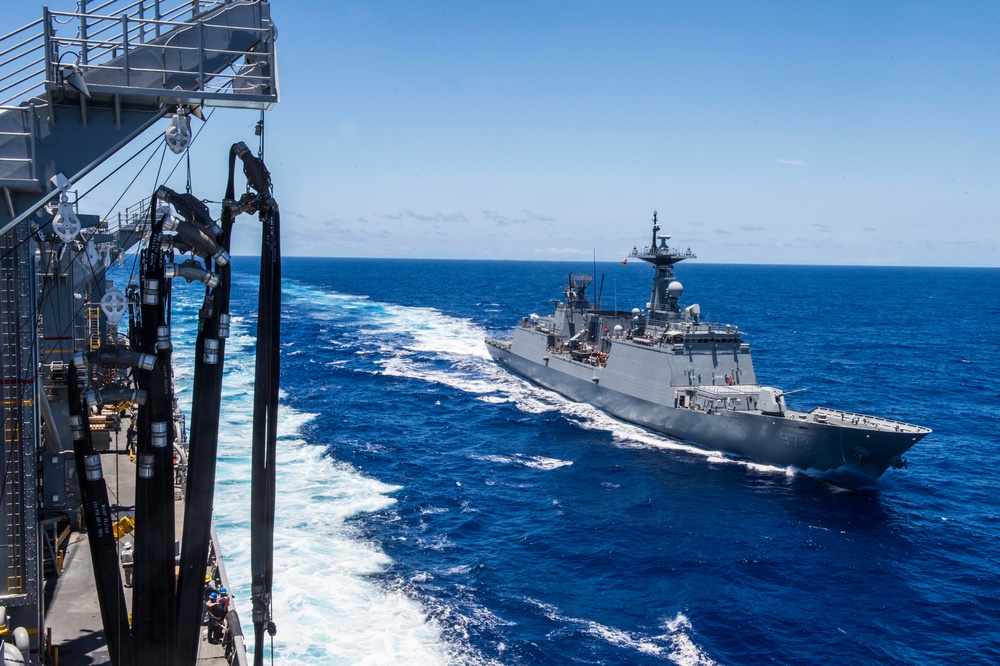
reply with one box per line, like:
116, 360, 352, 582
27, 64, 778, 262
697, 386, 930, 433
809, 406, 931, 434
43, 435, 244, 664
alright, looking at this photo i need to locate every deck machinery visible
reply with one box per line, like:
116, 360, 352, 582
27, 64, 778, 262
0, 2, 280, 664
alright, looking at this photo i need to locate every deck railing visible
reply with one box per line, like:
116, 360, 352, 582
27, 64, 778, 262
0, 0, 276, 108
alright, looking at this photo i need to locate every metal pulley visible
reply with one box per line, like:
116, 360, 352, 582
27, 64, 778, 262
165, 108, 192, 154
100, 288, 128, 327
81, 239, 106, 272
52, 194, 81, 243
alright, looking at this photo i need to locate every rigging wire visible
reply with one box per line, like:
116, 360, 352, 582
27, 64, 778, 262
0, 94, 221, 268
0, 132, 161, 267
1, 102, 213, 381
257, 108, 265, 160
2, 87, 252, 659
0, 134, 166, 448
0, 106, 217, 504
78, 132, 164, 202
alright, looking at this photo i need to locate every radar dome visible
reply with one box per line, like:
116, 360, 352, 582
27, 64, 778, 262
667, 281, 684, 298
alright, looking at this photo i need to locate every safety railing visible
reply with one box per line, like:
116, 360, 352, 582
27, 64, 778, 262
0, 102, 37, 182
0, 0, 276, 109
65, 0, 232, 66
115, 197, 152, 231
0, 15, 45, 183
0, 19, 46, 106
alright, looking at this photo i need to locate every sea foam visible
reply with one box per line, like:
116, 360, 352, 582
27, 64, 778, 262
171, 284, 465, 665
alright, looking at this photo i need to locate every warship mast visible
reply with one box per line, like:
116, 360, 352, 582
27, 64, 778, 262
630, 211, 697, 325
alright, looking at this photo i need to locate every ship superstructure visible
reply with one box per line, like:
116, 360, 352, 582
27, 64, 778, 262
0, 2, 281, 664
486, 212, 931, 479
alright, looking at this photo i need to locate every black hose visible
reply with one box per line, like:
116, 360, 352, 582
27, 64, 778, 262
67, 360, 136, 666
132, 205, 178, 666
235, 141, 280, 666
172, 146, 237, 665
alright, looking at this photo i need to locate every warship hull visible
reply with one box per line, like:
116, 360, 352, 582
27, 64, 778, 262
487, 339, 921, 479
485, 222, 930, 481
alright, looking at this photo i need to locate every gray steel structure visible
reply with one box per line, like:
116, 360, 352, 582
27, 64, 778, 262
1, 221, 40, 654
0, 2, 277, 663
486, 213, 931, 480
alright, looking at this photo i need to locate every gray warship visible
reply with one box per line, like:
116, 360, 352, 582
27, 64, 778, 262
486, 213, 931, 480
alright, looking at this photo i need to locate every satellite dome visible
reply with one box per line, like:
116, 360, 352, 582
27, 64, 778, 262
667, 281, 684, 298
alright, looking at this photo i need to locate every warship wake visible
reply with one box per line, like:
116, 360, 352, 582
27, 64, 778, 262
486, 213, 931, 480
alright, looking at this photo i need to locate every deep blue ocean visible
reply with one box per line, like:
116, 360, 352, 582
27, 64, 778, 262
191, 257, 999, 665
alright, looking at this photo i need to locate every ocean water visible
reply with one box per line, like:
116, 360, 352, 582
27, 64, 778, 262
181, 257, 999, 665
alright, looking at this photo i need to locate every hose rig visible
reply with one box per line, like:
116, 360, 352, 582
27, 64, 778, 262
231, 142, 282, 665
64, 139, 281, 665
171, 141, 282, 665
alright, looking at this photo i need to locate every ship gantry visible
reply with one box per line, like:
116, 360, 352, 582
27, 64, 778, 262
1, 2, 281, 665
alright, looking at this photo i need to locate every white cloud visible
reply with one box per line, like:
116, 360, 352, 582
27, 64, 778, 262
775, 157, 805, 166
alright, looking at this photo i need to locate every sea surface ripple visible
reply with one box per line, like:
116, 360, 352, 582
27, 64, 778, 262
191, 258, 1000, 665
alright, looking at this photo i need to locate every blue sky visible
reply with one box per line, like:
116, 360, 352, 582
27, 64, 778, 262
14, 1, 1000, 266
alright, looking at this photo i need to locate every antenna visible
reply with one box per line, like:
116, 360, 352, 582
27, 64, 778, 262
593, 248, 597, 308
